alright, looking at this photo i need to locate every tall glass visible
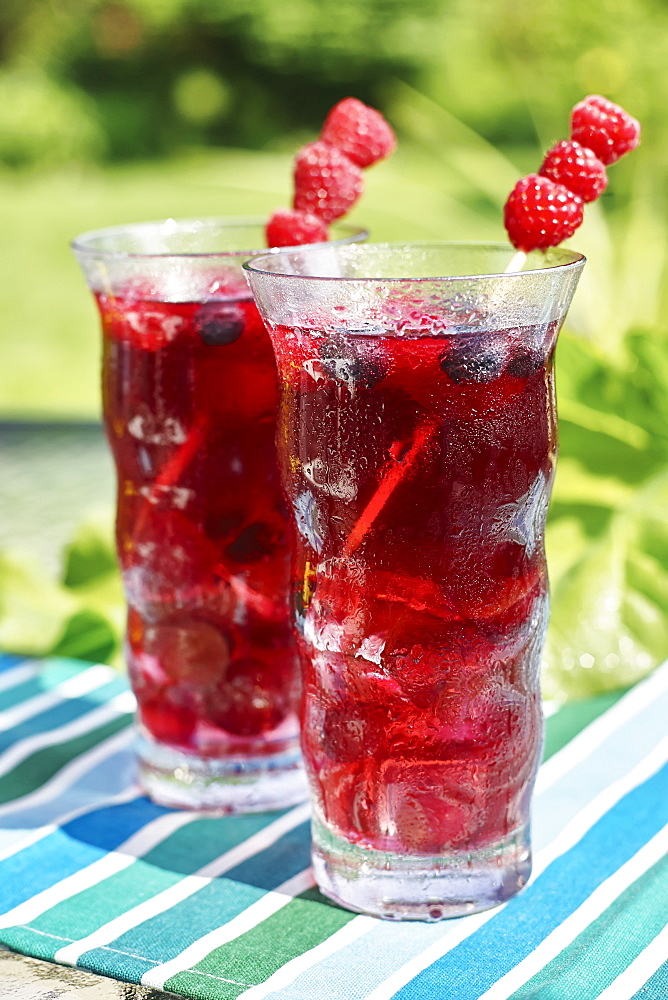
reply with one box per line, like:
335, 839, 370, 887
72, 218, 364, 811
245, 243, 585, 917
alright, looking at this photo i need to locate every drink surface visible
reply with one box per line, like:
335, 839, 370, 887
272, 318, 556, 855
99, 290, 299, 757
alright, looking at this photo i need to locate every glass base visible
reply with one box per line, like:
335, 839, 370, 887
136, 732, 308, 812
311, 815, 532, 920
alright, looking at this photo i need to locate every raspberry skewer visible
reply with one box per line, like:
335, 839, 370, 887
504, 95, 640, 269
266, 97, 396, 247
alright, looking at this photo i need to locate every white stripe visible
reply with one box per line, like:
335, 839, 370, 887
141, 868, 315, 991
476, 824, 668, 1000
594, 924, 668, 1000
55, 802, 312, 966
0, 808, 198, 929
0, 783, 141, 864
0, 690, 135, 778
0, 661, 39, 693
0, 725, 134, 817
536, 661, 668, 794
237, 915, 377, 1000
0, 664, 117, 730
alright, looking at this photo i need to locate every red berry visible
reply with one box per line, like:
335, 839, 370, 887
320, 97, 397, 168
204, 657, 291, 736
539, 139, 608, 203
265, 208, 329, 247
293, 140, 364, 223
139, 695, 198, 746
504, 174, 584, 252
570, 94, 640, 166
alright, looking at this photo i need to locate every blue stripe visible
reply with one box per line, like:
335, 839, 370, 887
0, 653, 26, 672
76, 821, 312, 981
0, 676, 46, 711
0, 678, 127, 752
223, 820, 311, 890
0, 797, 170, 914
393, 762, 668, 1000
631, 961, 668, 999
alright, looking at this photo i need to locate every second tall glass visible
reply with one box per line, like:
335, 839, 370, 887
73, 217, 363, 811
245, 242, 585, 917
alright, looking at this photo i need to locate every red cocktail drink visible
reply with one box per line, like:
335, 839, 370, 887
245, 242, 584, 917
101, 291, 297, 750
73, 219, 362, 811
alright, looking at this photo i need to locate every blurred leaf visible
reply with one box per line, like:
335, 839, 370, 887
0, 550, 78, 654
63, 513, 118, 587
544, 467, 668, 700
50, 608, 120, 666
0, 515, 124, 667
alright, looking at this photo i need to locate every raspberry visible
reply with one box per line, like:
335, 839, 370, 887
320, 97, 397, 168
293, 140, 364, 223
504, 174, 584, 252
539, 139, 607, 203
265, 208, 329, 247
570, 94, 640, 166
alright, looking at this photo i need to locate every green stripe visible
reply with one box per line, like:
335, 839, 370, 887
0, 713, 132, 805
17, 814, 287, 954
543, 688, 628, 761
166, 888, 356, 1000
509, 853, 668, 999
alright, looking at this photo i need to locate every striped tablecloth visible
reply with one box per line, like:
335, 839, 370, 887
0, 651, 666, 1000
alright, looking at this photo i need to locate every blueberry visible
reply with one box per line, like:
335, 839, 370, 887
226, 522, 276, 563
194, 302, 245, 345
439, 335, 504, 384
319, 337, 388, 389
505, 348, 544, 377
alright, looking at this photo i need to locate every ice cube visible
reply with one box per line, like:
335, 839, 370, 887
376, 758, 484, 851
319, 337, 389, 390
294, 489, 324, 551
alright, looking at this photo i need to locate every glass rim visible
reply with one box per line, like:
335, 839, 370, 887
70, 215, 368, 260
243, 240, 586, 283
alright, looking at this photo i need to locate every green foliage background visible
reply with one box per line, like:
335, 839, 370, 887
0, 0, 666, 699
